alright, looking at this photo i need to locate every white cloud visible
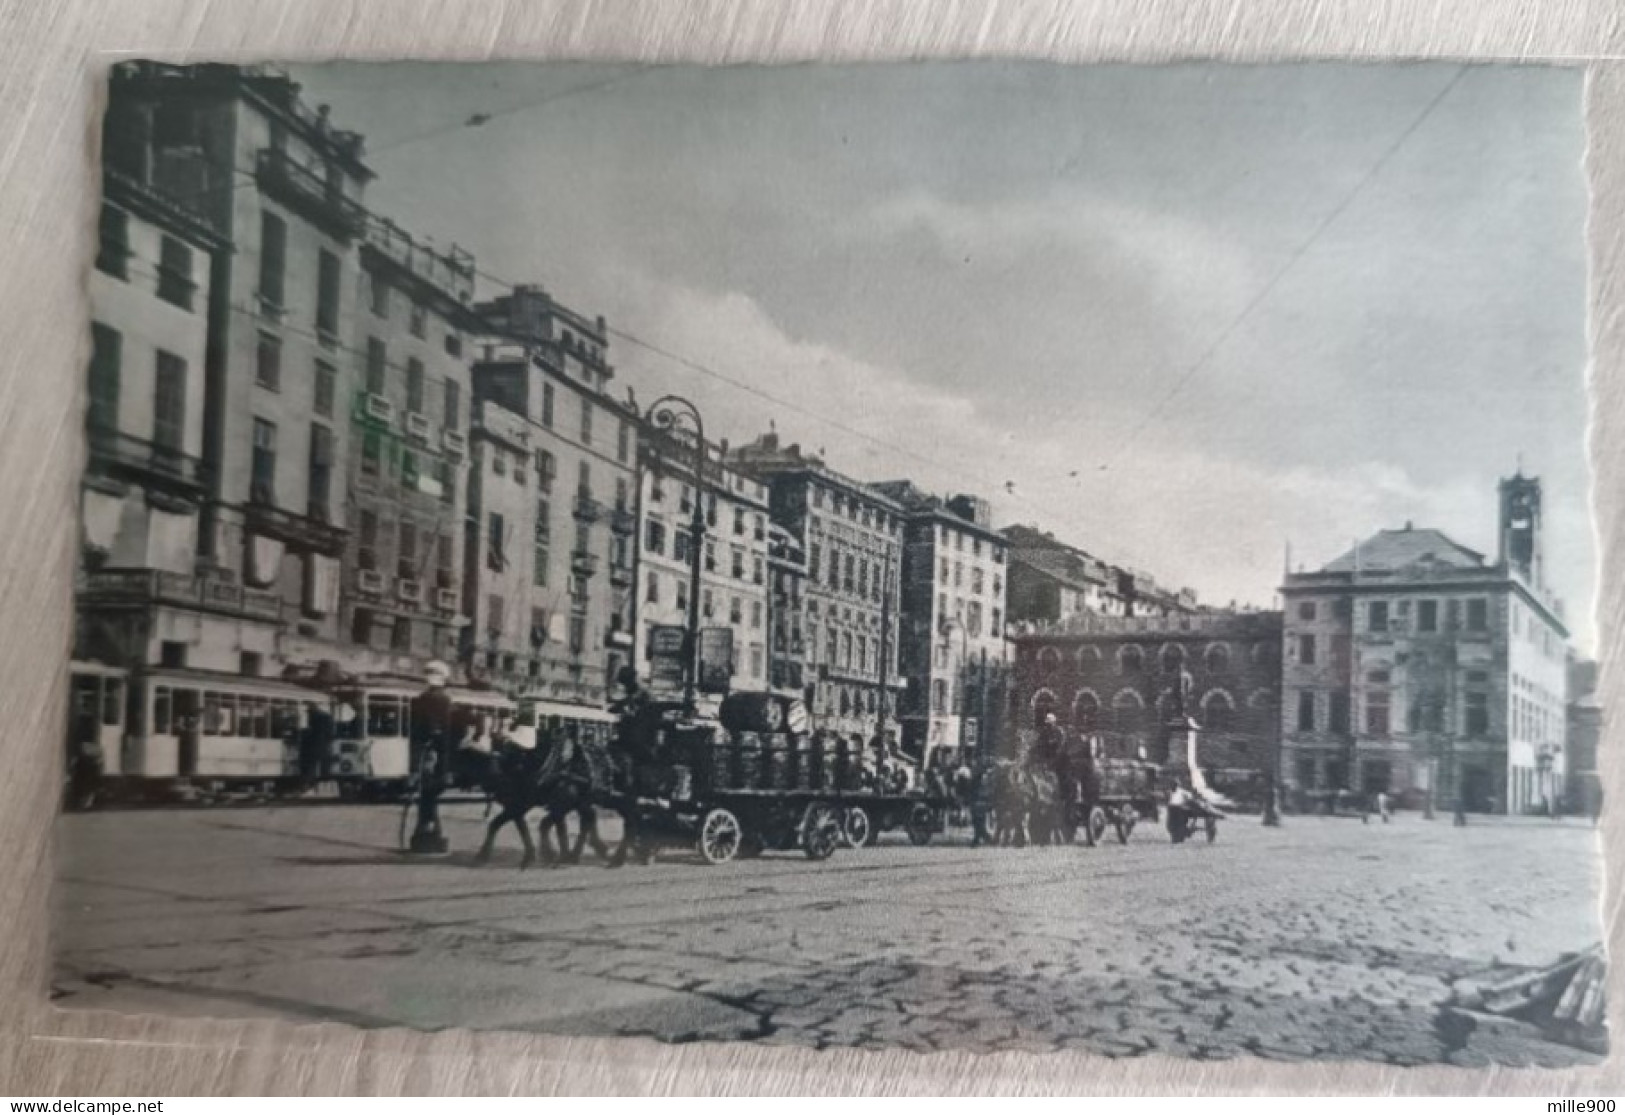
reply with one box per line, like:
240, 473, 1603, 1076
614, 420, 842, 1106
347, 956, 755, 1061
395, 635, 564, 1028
608, 271, 1557, 636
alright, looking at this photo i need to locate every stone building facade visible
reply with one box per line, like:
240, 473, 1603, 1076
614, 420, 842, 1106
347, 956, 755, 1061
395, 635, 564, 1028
77, 86, 255, 673
1003, 523, 1198, 626
1278, 474, 1569, 814
634, 429, 772, 702
872, 482, 1009, 763
1008, 610, 1283, 798
463, 286, 639, 711
337, 217, 479, 672
80, 63, 371, 677
730, 434, 904, 739
766, 522, 809, 700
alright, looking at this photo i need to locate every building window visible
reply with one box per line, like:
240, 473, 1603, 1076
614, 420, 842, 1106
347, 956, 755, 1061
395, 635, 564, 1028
809, 544, 821, 580
1417, 599, 1438, 633
729, 596, 743, 624
1329, 691, 1350, 734
1119, 645, 1143, 674
360, 430, 381, 476
1296, 690, 1315, 732
1368, 600, 1389, 632
577, 459, 591, 497
406, 358, 425, 414
991, 607, 1002, 637
436, 534, 454, 587
250, 419, 277, 504
732, 546, 746, 580
156, 236, 195, 311
366, 337, 386, 395
751, 601, 763, 629
1297, 634, 1316, 665
580, 398, 593, 444
646, 520, 666, 556
445, 332, 462, 357
307, 423, 332, 520
409, 301, 427, 338
754, 514, 765, 542
535, 449, 555, 492
1298, 601, 1316, 621
616, 420, 630, 464
843, 554, 855, 593
674, 529, 690, 564
753, 556, 765, 585
256, 332, 281, 390
370, 272, 390, 317
569, 614, 586, 655
314, 360, 336, 418
357, 510, 378, 571
96, 206, 130, 279
151, 352, 187, 454
487, 593, 505, 639
258, 212, 286, 309
1365, 691, 1390, 735
1466, 598, 1488, 632
542, 382, 554, 427
316, 250, 340, 339
395, 519, 417, 581
87, 324, 120, 433
705, 540, 717, 574
486, 512, 507, 572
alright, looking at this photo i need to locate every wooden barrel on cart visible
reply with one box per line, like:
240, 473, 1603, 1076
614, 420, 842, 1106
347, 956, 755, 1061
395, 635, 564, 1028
765, 734, 793, 791
805, 733, 826, 792
834, 736, 856, 793
790, 733, 813, 791
735, 731, 763, 790
720, 693, 787, 735
785, 699, 811, 736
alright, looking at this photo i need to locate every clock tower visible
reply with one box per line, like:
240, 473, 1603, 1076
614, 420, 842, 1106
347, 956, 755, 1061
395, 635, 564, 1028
1498, 471, 1544, 588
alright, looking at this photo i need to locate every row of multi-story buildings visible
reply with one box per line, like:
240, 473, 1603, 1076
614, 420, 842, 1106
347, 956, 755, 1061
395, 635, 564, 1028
79, 63, 1589, 811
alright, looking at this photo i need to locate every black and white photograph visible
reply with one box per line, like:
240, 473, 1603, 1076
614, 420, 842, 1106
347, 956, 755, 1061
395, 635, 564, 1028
55, 59, 1601, 1067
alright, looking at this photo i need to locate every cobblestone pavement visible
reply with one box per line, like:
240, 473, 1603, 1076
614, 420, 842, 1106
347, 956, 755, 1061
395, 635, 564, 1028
54, 804, 1604, 1065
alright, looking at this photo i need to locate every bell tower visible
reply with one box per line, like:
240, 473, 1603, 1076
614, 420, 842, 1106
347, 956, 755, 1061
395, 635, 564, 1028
1498, 471, 1544, 587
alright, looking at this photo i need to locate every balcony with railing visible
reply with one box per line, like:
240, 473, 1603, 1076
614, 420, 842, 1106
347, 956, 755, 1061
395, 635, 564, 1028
571, 550, 600, 577
87, 427, 208, 498
79, 568, 282, 623
608, 561, 633, 588
363, 215, 475, 304
244, 497, 348, 557
573, 492, 603, 523
255, 148, 367, 239
608, 506, 637, 535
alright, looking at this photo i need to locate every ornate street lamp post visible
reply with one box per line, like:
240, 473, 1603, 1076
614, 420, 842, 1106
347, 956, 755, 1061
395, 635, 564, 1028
647, 395, 707, 717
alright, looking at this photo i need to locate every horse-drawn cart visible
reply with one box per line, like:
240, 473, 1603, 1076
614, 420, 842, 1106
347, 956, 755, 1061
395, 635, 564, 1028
1072, 742, 1162, 846
621, 694, 947, 864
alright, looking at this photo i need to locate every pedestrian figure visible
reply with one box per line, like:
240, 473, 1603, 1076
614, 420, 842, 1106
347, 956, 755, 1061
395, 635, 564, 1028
1376, 789, 1391, 823
1453, 794, 1468, 827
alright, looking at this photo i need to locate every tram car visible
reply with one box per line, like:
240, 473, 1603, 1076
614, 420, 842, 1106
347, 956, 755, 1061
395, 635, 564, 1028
617, 692, 950, 865
65, 660, 326, 806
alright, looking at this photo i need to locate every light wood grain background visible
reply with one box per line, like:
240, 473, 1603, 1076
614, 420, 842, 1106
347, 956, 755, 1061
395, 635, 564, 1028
2, 0, 1623, 1095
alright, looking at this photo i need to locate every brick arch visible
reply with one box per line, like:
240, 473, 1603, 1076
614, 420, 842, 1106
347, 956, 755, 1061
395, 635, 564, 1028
1159, 643, 1187, 672
1117, 644, 1144, 674
1200, 688, 1236, 733
1203, 642, 1232, 673
1071, 688, 1102, 731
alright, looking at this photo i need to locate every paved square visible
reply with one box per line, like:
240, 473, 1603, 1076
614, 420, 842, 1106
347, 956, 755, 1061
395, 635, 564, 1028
53, 804, 1604, 1064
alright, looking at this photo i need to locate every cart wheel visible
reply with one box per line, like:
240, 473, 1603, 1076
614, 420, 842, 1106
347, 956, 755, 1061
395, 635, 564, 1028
1083, 805, 1107, 847
802, 802, 842, 860
906, 803, 935, 846
1205, 816, 1219, 844
1115, 810, 1137, 845
698, 807, 744, 865
843, 806, 872, 848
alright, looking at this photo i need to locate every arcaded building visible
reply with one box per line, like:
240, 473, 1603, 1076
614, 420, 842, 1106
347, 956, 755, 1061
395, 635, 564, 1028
1278, 473, 1569, 814
1008, 610, 1282, 795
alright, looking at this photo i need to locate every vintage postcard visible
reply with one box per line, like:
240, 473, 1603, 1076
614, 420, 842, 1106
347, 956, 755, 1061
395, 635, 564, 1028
54, 60, 1600, 1065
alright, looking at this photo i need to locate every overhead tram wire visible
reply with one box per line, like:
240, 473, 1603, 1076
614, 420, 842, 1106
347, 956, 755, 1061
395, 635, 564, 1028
1090, 64, 1469, 475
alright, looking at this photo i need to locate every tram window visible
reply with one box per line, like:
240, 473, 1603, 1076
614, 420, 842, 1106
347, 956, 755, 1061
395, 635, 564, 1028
271, 701, 301, 739
369, 697, 403, 737
252, 698, 272, 739
203, 693, 222, 735
221, 694, 240, 735
72, 678, 98, 717
97, 678, 120, 724
153, 686, 172, 734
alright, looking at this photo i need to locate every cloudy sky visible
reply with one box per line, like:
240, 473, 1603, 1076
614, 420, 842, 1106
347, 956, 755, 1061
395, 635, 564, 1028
291, 62, 1593, 649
